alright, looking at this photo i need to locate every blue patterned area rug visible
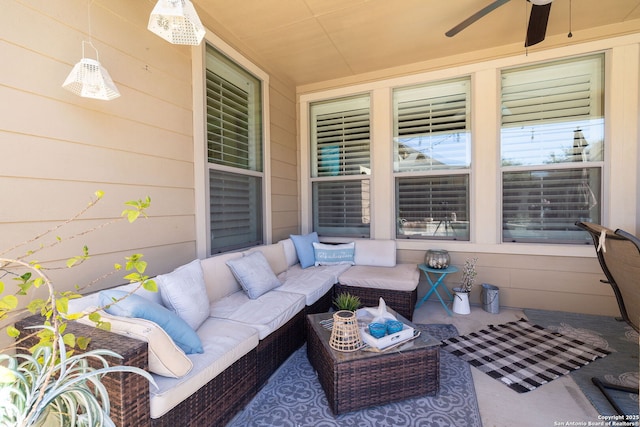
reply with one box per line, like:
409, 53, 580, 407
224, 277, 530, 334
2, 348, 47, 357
227, 324, 482, 427
525, 309, 639, 417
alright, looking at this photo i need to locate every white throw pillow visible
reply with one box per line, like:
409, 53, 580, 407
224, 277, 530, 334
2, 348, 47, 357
156, 259, 210, 331
226, 251, 282, 299
76, 308, 193, 378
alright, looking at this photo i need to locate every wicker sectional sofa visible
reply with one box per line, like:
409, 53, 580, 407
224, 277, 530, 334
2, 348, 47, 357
59, 237, 419, 426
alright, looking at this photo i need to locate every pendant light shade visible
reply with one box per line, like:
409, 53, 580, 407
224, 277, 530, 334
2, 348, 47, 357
62, 42, 120, 101
148, 0, 205, 45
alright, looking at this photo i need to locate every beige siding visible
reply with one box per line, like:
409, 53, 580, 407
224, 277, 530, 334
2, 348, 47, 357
268, 81, 299, 242
400, 249, 619, 316
1, 1, 299, 299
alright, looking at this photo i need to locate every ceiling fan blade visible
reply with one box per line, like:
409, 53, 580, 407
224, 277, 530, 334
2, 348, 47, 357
445, 0, 512, 37
525, 2, 552, 47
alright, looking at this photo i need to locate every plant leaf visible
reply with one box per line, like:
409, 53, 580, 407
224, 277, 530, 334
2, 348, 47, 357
6, 325, 20, 338
142, 279, 157, 293
0, 295, 18, 310
0, 365, 16, 383
77, 335, 92, 350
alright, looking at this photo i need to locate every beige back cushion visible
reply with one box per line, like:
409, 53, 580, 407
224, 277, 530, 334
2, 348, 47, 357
200, 252, 243, 302
244, 243, 288, 276
279, 238, 299, 268
354, 239, 397, 267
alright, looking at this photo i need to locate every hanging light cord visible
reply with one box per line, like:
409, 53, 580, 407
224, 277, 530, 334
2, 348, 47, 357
568, 0, 573, 38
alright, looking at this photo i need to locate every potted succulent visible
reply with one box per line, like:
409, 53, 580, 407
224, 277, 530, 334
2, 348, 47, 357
332, 292, 361, 312
452, 257, 478, 315
0, 191, 156, 427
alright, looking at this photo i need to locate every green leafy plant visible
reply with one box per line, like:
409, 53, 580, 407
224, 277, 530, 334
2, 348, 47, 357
333, 292, 361, 312
0, 191, 156, 426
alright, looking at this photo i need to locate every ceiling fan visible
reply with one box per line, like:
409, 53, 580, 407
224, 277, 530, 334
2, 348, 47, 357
445, 0, 554, 47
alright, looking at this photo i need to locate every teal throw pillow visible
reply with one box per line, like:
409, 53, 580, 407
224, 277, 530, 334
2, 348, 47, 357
313, 242, 355, 266
99, 290, 204, 354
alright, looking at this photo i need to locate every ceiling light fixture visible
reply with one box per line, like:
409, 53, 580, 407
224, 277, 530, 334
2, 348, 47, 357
148, 0, 205, 45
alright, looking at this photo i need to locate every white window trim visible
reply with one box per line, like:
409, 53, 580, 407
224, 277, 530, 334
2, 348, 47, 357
299, 35, 640, 257
193, 30, 271, 258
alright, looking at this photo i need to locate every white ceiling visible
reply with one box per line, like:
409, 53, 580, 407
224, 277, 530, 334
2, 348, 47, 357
195, 0, 640, 86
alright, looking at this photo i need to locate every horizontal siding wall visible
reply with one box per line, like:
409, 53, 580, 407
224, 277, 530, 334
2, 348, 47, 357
269, 79, 299, 243
0, 0, 196, 297
399, 249, 618, 316
1, 0, 300, 308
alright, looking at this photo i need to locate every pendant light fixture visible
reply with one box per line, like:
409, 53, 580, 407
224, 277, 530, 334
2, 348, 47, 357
62, 41, 120, 100
148, 0, 205, 46
62, 1, 120, 100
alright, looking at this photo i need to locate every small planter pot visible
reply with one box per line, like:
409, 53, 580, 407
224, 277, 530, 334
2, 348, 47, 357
452, 287, 471, 315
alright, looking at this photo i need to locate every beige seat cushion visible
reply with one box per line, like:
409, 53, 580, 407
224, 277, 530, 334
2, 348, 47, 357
338, 264, 419, 292
149, 318, 259, 418
209, 290, 305, 340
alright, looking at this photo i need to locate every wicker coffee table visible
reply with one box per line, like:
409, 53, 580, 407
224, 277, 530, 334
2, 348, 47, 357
306, 310, 440, 414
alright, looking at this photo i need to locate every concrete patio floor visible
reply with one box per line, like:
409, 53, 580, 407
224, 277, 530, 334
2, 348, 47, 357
412, 300, 603, 427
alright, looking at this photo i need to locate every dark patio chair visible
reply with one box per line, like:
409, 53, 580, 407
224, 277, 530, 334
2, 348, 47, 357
576, 221, 640, 414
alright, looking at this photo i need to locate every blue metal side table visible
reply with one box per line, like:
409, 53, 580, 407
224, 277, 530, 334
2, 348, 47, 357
416, 263, 458, 316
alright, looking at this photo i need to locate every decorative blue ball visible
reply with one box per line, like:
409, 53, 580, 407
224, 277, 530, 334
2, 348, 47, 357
386, 320, 404, 334
368, 322, 387, 338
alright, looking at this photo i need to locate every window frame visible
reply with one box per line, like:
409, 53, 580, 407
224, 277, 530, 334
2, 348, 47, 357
193, 32, 271, 258
309, 94, 372, 238
392, 77, 472, 241
298, 43, 632, 259
499, 54, 605, 244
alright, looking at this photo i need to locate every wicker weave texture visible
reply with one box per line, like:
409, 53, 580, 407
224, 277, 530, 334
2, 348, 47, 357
334, 283, 417, 320
306, 313, 439, 415
151, 349, 258, 427
306, 287, 334, 315
256, 310, 305, 387
16, 315, 151, 427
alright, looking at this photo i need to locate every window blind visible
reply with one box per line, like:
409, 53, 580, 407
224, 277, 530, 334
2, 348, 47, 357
311, 96, 370, 177
501, 54, 604, 167
396, 175, 469, 240
503, 168, 600, 242
310, 95, 371, 237
206, 44, 264, 253
206, 69, 251, 169
312, 180, 370, 237
394, 79, 470, 172
209, 170, 262, 253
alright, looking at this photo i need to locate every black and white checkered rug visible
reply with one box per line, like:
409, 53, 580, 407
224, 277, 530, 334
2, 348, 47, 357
440, 318, 611, 393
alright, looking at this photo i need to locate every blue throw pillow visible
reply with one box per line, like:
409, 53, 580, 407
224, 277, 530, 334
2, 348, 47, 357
313, 242, 355, 266
99, 290, 204, 354
290, 232, 319, 268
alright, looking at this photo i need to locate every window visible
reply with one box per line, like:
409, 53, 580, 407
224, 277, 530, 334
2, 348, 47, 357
206, 45, 264, 253
310, 95, 370, 237
501, 54, 604, 243
393, 78, 471, 240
